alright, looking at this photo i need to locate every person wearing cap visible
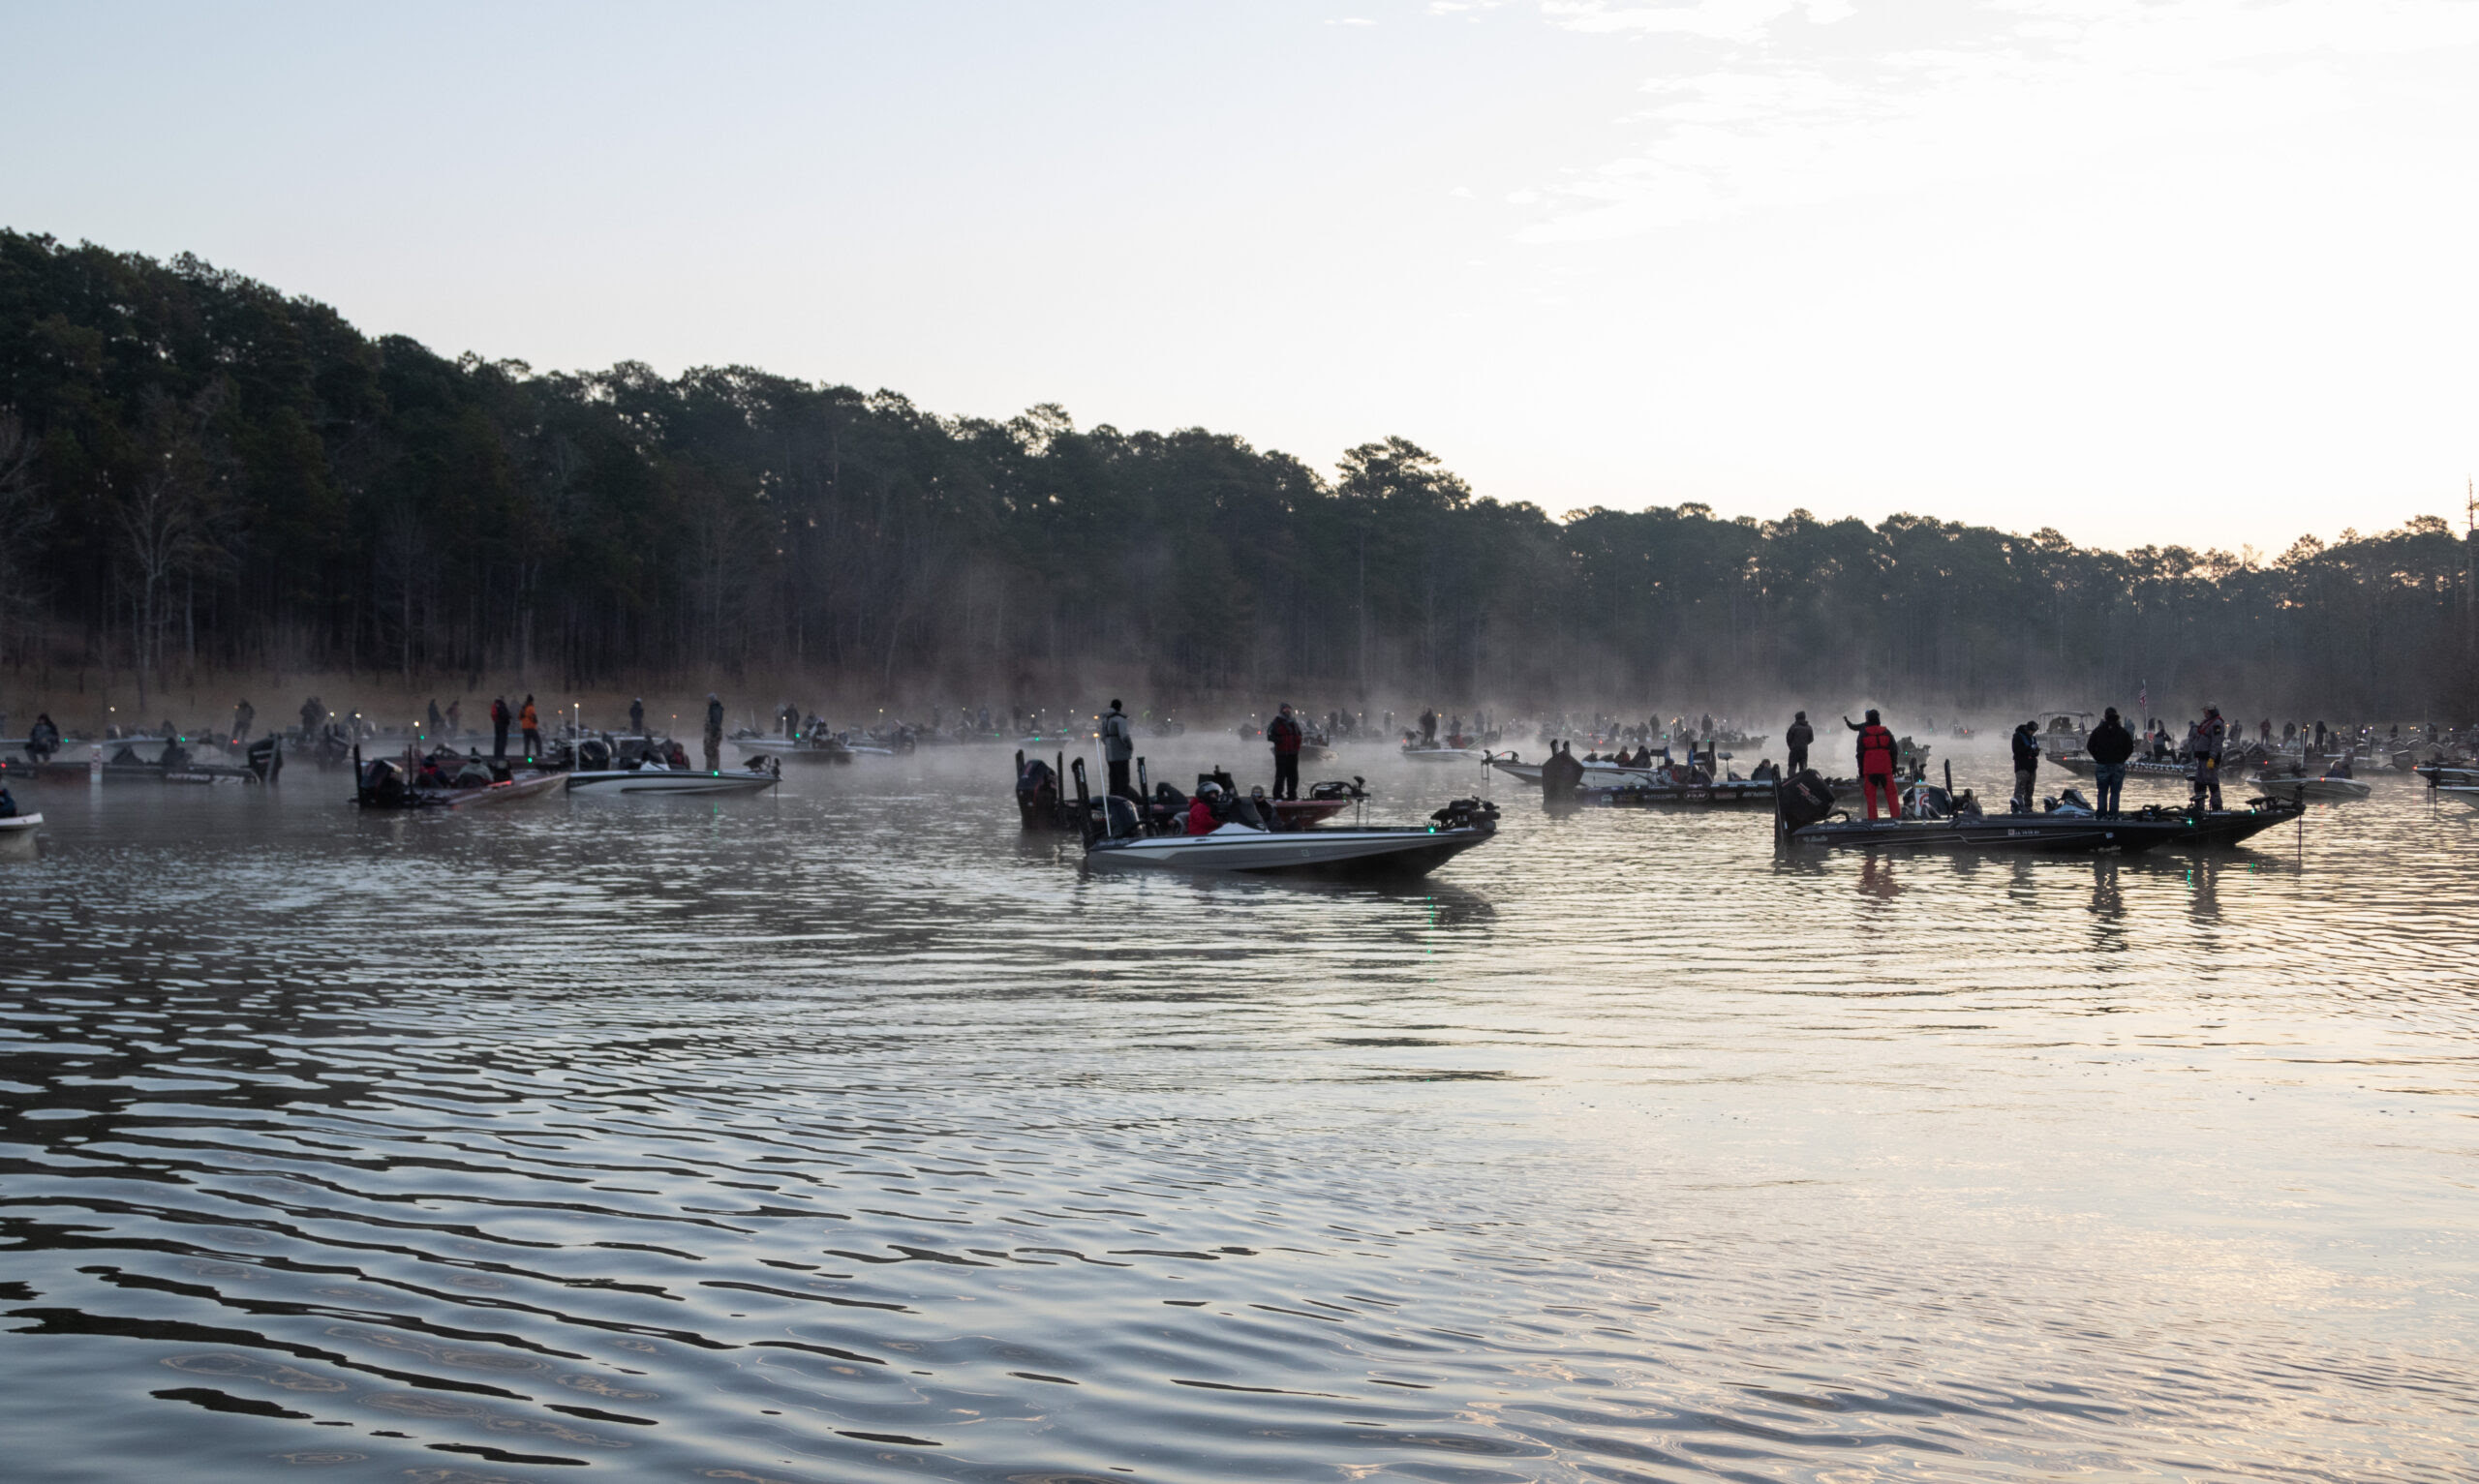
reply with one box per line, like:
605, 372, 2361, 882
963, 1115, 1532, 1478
703, 693, 724, 772
2009, 719, 2041, 812
2085, 706, 2134, 816
1266, 702, 1304, 801
1785, 711, 1813, 774
1100, 699, 1136, 799
2191, 705, 2227, 809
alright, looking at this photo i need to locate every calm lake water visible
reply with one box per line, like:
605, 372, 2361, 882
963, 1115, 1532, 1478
2, 738, 2473, 1482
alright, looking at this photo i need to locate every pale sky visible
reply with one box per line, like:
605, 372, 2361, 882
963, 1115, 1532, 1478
7, 0, 2475, 552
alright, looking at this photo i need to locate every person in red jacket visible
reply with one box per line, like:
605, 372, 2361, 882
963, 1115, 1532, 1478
1266, 702, 1304, 800
1845, 709, 1898, 820
1186, 785, 1222, 835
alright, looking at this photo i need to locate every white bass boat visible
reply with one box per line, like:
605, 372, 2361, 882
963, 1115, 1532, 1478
1085, 799, 1499, 878
567, 762, 780, 795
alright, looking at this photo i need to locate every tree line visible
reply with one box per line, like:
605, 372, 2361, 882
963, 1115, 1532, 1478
0, 229, 2470, 722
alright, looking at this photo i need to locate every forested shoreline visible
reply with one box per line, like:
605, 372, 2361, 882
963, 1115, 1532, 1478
0, 230, 2470, 723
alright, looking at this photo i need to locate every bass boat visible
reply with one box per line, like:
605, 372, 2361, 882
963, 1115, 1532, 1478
1777, 768, 2304, 854
567, 760, 780, 794
0, 811, 41, 833
1084, 796, 1499, 879
352, 746, 565, 810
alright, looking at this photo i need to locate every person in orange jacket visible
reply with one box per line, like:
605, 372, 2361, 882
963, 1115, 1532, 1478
518, 695, 541, 761
1845, 709, 1898, 820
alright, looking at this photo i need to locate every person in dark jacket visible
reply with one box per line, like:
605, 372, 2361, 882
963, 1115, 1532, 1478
2191, 705, 2227, 809
1101, 699, 1136, 799
1541, 739, 1585, 802
1266, 703, 1303, 800
1845, 710, 1898, 819
27, 713, 59, 762
231, 698, 256, 743
1785, 712, 1814, 773
490, 696, 511, 759
629, 697, 646, 736
2085, 706, 2134, 816
704, 694, 724, 772
2009, 720, 2041, 811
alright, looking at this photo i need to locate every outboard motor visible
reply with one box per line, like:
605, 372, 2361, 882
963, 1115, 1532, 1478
1776, 769, 1837, 830
577, 737, 613, 771
1016, 754, 1059, 830
1102, 794, 1141, 839
246, 735, 282, 782
1429, 797, 1501, 831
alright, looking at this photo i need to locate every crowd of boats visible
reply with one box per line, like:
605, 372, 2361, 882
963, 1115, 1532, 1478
4, 696, 2473, 880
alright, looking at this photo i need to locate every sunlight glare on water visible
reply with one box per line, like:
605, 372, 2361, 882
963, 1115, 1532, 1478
1, 739, 2473, 1482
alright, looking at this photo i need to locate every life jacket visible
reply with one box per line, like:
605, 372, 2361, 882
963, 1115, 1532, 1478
1187, 797, 1218, 834
1857, 723, 1897, 773
519, 704, 538, 730
1268, 715, 1302, 754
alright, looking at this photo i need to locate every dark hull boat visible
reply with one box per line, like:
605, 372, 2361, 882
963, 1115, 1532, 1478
1579, 778, 1775, 807
2050, 753, 2202, 781
1016, 752, 1362, 833
1776, 768, 2304, 854
352, 746, 564, 810
18, 735, 282, 785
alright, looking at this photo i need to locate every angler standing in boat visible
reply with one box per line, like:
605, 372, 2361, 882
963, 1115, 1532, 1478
231, 698, 255, 743
519, 695, 542, 761
490, 695, 511, 760
704, 694, 724, 772
444, 699, 462, 738
1845, 710, 1898, 820
298, 696, 322, 736
1542, 740, 1584, 802
1100, 699, 1136, 800
1418, 708, 1438, 746
628, 697, 645, 735
1267, 703, 1303, 801
1786, 712, 1814, 774
27, 713, 59, 762
426, 698, 444, 737
2087, 706, 2134, 816
2191, 705, 2227, 810
2010, 719, 2041, 812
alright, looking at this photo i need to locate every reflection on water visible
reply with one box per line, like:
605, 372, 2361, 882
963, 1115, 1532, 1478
2, 744, 2474, 1482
